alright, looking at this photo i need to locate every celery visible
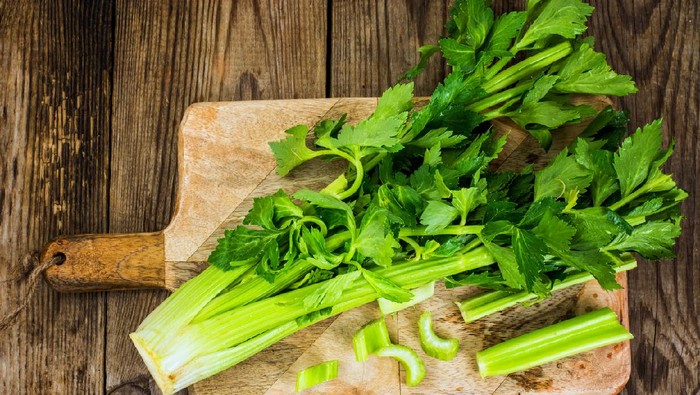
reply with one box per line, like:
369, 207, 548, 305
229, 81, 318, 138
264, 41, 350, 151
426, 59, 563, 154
378, 282, 435, 315
457, 255, 637, 323
352, 318, 392, 361
476, 307, 633, 377
375, 345, 426, 387
130, 247, 494, 393
296, 360, 339, 392
418, 311, 459, 361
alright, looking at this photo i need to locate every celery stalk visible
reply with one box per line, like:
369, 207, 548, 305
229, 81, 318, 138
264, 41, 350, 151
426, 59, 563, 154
457, 255, 637, 323
476, 307, 633, 377
378, 281, 435, 315
131, 246, 494, 393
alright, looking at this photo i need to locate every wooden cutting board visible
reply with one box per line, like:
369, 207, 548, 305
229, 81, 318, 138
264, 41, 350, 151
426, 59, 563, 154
41, 97, 631, 394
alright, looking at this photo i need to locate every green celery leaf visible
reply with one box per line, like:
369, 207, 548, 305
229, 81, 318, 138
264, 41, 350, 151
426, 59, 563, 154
445, 270, 507, 289
424, 144, 443, 167
512, 227, 549, 294
482, 240, 525, 289
484, 200, 520, 223
377, 185, 424, 227
440, 38, 476, 69
401, 45, 441, 81
533, 211, 576, 251
568, 207, 632, 250
574, 138, 619, 206
523, 75, 559, 106
431, 106, 484, 134
355, 204, 401, 267
434, 170, 452, 198
300, 227, 344, 270
269, 125, 317, 176
627, 197, 664, 217
554, 43, 637, 96
519, 197, 566, 227
420, 200, 460, 233
293, 189, 355, 231
430, 235, 471, 257
360, 268, 414, 303
448, 0, 494, 49
314, 115, 347, 148
336, 114, 406, 149
257, 242, 281, 282
508, 101, 588, 133
614, 119, 663, 198
516, 0, 594, 50
208, 226, 283, 269
534, 148, 593, 201
554, 249, 621, 290
303, 271, 362, 310
373, 83, 415, 120
410, 165, 442, 201
605, 220, 681, 259
271, 189, 304, 221
408, 128, 467, 149
483, 11, 527, 55
296, 307, 332, 325
481, 220, 515, 241
452, 186, 487, 222
244, 195, 276, 230
528, 128, 554, 151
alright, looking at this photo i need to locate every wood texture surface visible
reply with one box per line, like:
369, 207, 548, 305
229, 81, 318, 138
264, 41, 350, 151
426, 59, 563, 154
0, 1, 697, 394
43, 232, 165, 292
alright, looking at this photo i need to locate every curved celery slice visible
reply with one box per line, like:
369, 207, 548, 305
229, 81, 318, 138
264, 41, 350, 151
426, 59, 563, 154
378, 281, 435, 315
352, 318, 391, 361
375, 344, 426, 387
296, 360, 338, 392
476, 307, 633, 377
418, 311, 459, 361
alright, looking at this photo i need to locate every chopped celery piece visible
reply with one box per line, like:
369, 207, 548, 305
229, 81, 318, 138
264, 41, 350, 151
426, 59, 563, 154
295, 360, 339, 392
378, 281, 435, 315
457, 255, 637, 323
352, 318, 392, 361
476, 307, 633, 377
418, 311, 459, 361
375, 344, 426, 387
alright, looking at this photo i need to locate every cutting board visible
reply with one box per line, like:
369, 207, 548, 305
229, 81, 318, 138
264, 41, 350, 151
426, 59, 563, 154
41, 97, 631, 394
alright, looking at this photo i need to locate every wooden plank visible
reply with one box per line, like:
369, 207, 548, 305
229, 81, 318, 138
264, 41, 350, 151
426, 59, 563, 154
586, 1, 700, 394
107, 0, 327, 392
0, 0, 112, 393
330, 0, 447, 97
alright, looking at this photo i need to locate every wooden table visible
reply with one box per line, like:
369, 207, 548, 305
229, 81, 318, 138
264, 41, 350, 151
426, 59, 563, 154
0, 1, 697, 394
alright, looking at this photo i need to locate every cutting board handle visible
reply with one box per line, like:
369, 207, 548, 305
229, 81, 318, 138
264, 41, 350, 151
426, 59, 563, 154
41, 232, 166, 292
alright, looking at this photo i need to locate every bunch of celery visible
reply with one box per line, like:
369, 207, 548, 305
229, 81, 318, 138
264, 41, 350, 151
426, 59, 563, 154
130, 0, 686, 393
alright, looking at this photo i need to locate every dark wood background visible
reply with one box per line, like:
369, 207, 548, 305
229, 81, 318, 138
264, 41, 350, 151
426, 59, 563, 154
0, 1, 697, 394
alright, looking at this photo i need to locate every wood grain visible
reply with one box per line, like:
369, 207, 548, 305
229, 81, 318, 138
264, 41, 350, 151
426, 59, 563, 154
43, 232, 165, 292
0, 0, 111, 393
1, 0, 697, 394
330, 0, 447, 97
585, 1, 700, 394
107, 1, 328, 392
